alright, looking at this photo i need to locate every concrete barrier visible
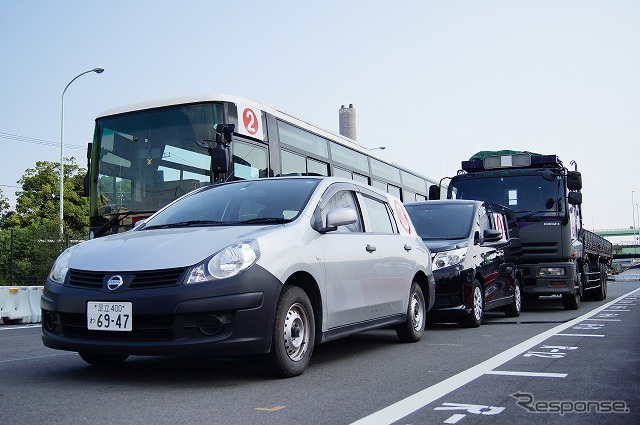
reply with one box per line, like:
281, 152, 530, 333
0, 286, 44, 324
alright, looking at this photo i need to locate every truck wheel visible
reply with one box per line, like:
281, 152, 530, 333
263, 286, 315, 378
562, 288, 580, 310
592, 263, 608, 301
462, 280, 483, 328
79, 352, 128, 366
504, 279, 522, 317
395, 281, 426, 342
581, 263, 594, 301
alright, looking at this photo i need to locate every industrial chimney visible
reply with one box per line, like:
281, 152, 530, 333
339, 104, 356, 140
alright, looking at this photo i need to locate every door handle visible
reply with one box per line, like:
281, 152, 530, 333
404, 244, 412, 251
366, 244, 377, 253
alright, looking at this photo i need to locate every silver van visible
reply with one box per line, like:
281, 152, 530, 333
42, 177, 435, 377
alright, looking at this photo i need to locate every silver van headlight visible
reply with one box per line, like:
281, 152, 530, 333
49, 247, 74, 284
186, 240, 261, 284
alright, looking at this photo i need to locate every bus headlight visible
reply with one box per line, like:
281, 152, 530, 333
186, 240, 260, 283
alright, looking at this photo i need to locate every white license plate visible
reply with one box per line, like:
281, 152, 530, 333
87, 302, 132, 331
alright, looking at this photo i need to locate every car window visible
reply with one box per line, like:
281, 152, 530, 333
405, 203, 474, 240
322, 190, 363, 233
478, 207, 492, 233
361, 196, 395, 234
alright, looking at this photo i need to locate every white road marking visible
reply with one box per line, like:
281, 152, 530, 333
555, 333, 605, 337
485, 370, 567, 378
350, 287, 640, 425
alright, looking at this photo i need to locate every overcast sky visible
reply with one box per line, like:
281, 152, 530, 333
1, 1, 638, 234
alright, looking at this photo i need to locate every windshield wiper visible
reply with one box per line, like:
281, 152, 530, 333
143, 220, 225, 230
238, 217, 291, 224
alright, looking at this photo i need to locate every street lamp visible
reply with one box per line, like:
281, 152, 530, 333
60, 67, 104, 236
369, 146, 386, 151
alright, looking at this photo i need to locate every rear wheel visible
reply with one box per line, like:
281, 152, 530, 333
504, 279, 522, 317
79, 352, 128, 366
462, 279, 483, 328
263, 286, 315, 378
395, 282, 426, 342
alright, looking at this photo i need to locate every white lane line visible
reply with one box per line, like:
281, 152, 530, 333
485, 370, 567, 378
350, 286, 640, 425
555, 333, 605, 337
583, 318, 621, 321
0, 352, 75, 364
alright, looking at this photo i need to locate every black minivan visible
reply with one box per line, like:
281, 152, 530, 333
405, 200, 523, 327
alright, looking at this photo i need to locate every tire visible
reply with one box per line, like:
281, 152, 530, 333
79, 352, 128, 366
581, 263, 593, 301
395, 282, 426, 342
592, 263, 607, 301
263, 286, 315, 378
504, 279, 522, 317
462, 279, 483, 328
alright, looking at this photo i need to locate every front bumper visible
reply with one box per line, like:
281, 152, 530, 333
41, 265, 282, 357
522, 261, 577, 296
429, 266, 474, 315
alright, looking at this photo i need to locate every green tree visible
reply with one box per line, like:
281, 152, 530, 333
12, 158, 88, 235
0, 188, 8, 215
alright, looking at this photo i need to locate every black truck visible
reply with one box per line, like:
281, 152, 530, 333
430, 150, 612, 310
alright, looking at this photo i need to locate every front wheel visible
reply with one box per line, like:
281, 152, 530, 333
262, 286, 315, 378
79, 352, 128, 366
592, 263, 608, 301
395, 282, 426, 342
504, 279, 522, 317
462, 279, 483, 328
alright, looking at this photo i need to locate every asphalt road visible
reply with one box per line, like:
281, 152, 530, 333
1, 278, 638, 425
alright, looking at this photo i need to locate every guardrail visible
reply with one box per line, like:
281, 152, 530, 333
0, 286, 43, 324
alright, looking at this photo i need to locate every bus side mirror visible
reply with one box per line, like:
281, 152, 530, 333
210, 143, 229, 173
568, 191, 582, 205
428, 184, 440, 200
567, 171, 582, 191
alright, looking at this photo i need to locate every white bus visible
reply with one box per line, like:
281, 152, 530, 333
87, 94, 438, 236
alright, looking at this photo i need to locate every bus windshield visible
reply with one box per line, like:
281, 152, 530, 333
450, 175, 564, 218
93, 103, 224, 217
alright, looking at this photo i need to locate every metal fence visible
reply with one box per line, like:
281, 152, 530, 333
0, 229, 86, 286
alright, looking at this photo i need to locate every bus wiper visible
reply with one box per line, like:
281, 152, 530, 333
94, 210, 157, 237
238, 217, 291, 224
515, 211, 549, 221
143, 220, 225, 230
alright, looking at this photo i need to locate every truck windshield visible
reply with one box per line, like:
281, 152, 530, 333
450, 175, 563, 217
94, 103, 224, 216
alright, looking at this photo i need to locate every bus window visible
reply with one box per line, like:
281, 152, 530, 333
403, 190, 416, 202
232, 140, 268, 180
388, 185, 401, 199
333, 167, 352, 179
307, 158, 329, 176
353, 173, 369, 185
277, 120, 329, 158
370, 159, 401, 184
281, 150, 306, 175
372, 179, 387, 192
401, 170, 427, 194
330, 142, 369, 174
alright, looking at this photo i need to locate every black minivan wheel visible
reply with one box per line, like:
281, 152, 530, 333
263, 286, 315, 378
504, 279, 522, 317
462, 279, 483, 328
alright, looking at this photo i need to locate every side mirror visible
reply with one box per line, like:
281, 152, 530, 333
568, 191, 582, 205
428, 184, 440, 200
482, 228, 502, 243
319, 207, 357, 233
542, 170, 557, 181
567, 171, 582, 191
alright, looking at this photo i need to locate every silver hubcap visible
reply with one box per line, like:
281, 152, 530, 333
514, 285, 521, 312
283, 302, 310, 362
410, 292, 424, 331
473, 286, 483, 322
